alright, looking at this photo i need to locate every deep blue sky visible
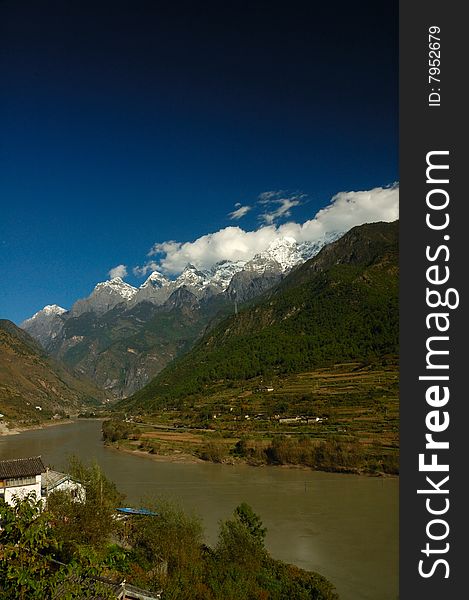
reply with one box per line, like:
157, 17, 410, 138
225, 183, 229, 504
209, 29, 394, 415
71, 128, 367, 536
0, 1, 398, 323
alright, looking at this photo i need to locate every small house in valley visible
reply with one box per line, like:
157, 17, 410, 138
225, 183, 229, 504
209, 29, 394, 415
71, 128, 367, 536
0, 456, 84, 505
0, 456, 45, 505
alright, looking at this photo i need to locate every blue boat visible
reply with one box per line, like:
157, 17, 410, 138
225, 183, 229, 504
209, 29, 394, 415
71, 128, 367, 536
116, 507, 158, 516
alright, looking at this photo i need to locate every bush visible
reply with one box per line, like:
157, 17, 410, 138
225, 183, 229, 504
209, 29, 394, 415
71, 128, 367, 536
0, 472, 340, 599
102, 419, 141, 443
198, 441, 227, 463
0, 494, 115, 599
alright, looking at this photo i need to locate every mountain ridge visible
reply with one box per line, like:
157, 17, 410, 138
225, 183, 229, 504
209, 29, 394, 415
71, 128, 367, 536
21, 234, 343, 398
22, 233, 341, 328
118, 220, 398, 412
20, 224, 394, 400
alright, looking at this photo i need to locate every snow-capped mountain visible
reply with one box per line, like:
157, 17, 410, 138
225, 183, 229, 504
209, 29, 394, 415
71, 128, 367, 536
208, 260, 247, 290
131, 264, 213, 306
20, 229, 351, 399
33, 304, 67, 317
254, 236, 302, 271
21, 305, 68, 349
297, 231, 343, 262
132, 236, 327, 304
173, 264, 211, 292
71, 277, 138, 317
225, 234, 342, 301
141, 270, 171, 289
130, 271, 172, 306
22, 233, 346, 332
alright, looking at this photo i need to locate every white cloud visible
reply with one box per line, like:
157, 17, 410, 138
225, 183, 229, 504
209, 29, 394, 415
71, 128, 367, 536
108, 264, 128, 279
256, 190, 305, 224
148, 240, 182, 258
134, 183, 399, 275
258, 190, 286, 203
260, 197, 303, 224
229, 205, 252, 220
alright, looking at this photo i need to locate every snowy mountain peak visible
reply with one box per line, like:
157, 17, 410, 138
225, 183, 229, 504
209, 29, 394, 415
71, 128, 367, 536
208, 259, 247, 290
94, 277, 138, 300
243, 237, 301, 273
263, 236, 302, 270
140, 271, 171, 289
23, 230, 348, 325
267, 236, 297, 250
34, 304, 67, 319
21, 304, 68, 349
297, 231, 343, 262
175, 264, 210, 289
68, 277, 138, 317
182, 263, 205, 274
44, 304, 67, 314
21, 304, 67, 327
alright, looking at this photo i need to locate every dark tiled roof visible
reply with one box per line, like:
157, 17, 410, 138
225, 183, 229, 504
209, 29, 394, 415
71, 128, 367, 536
0, 456, 45, 479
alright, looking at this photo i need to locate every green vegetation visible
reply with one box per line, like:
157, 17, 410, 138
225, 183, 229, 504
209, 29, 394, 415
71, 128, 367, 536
109, 222, 399, 474
46, 457, 125, 554
0, 320, 105, 425
102, 418, 141, 443
107, 357, 399, 474
0, 459, 338, 599
125, 499, 338, 599
0, 493, 116, 599
237, 435, 398, 474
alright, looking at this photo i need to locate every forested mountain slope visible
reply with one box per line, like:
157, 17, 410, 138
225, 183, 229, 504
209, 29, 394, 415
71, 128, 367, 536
120, 221, 398, 412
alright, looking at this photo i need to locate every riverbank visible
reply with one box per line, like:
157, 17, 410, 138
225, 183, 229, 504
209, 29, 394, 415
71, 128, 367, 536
109, 443, 207, 465
0, 418, 76, 437
106, 437, 398, 477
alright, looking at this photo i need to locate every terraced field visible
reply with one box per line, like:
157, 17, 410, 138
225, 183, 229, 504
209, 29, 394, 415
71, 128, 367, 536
113, 358, 399, 473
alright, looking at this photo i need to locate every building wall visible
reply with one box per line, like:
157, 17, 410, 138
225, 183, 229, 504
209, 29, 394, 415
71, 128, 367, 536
51, 479, 85, 502
3, 475, 41, 506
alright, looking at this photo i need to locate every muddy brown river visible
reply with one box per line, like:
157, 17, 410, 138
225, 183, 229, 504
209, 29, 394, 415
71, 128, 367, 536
0, 419, 398, 599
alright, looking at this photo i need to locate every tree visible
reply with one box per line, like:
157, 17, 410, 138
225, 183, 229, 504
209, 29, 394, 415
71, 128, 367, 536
47, 456, 124, 555
128, 498, 203, 590
234, 503, 267, 542
1, 480, 340, 599
0, 493, 57, 599
0, 494, 114, 599
216, 503, 267, 571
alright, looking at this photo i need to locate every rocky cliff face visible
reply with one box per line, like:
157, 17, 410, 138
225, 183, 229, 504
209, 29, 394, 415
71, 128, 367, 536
225, 270, 283, 303
129, 271, 173, 306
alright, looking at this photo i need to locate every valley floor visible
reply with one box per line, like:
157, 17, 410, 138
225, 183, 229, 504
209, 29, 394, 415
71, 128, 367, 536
106, 359, 400, 475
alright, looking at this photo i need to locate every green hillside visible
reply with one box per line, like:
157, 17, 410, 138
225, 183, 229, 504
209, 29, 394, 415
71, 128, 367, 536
0, 320, 106, 424
120, 221, 398, 413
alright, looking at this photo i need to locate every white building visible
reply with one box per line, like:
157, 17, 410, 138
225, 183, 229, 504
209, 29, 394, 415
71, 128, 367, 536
0, 456, 44, 505
41, 468, 85, 501
0, 456, 85, 506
